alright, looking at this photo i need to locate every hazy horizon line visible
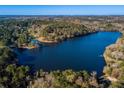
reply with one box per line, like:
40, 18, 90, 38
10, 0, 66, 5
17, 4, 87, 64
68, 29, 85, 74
1, 15, 124, 16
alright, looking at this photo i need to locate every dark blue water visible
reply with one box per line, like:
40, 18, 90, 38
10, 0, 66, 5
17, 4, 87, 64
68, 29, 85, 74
18, 32, 121, 76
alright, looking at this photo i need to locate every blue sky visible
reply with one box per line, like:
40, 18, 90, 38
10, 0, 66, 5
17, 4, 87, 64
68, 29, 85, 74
0, 5, 124, 15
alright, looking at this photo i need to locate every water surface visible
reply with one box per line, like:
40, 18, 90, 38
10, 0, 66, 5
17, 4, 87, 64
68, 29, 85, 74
18, 32, 121, 76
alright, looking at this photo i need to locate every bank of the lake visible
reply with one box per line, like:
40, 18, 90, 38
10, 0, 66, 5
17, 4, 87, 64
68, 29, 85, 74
103, 33, 124, 87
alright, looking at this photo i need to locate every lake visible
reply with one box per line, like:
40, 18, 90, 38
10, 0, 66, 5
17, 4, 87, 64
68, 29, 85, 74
17, 32, 121, 76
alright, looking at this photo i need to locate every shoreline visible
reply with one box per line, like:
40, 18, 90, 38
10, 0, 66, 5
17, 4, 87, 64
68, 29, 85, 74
103, 32, 123, 83
19, 30, 121, 50
37, 36, 58, 44
36, 30, 119, 44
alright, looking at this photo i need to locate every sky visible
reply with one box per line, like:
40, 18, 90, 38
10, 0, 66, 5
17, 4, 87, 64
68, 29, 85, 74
0, 5, 124, 15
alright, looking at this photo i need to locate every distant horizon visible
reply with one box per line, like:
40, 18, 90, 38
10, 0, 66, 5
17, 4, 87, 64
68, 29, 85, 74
1, 15, 124, 16
0, 5, 124, 15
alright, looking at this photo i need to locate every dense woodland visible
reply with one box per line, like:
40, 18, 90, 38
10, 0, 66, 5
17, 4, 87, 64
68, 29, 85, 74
0, 16, 124, 88
28, 21, 93, 42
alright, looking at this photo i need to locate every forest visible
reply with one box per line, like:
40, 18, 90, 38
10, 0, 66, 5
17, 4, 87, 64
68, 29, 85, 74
0, 16, 124, 88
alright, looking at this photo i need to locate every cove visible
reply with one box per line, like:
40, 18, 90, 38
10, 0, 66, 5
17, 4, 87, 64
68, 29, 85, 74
17, 32, 121, 76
